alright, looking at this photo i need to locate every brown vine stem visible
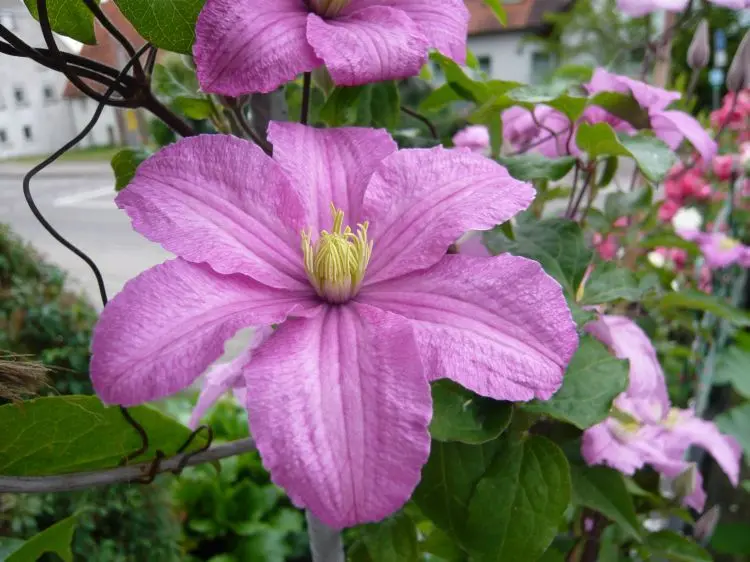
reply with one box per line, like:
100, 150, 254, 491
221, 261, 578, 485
0, 438, 256, 493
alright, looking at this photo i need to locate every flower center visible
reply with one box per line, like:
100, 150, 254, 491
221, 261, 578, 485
719, 236, 740, 251
309, 0, 350, 17
301, 203, 372, 303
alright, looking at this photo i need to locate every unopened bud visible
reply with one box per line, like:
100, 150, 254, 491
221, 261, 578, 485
312, 66, 334, 95
673, 463, 699, 501
687, 20, 710, 70
727, 29, 750, 92
694, 505, 721, 543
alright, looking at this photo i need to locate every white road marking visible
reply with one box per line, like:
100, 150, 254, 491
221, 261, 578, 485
53, 186, 113, 208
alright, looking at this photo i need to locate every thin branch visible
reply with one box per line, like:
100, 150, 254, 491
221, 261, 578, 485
81, 0, 142, 79
0, 438, 256, 493
227, 106, 273, 155
301, 71, 312, 125
400, 105, 438, 140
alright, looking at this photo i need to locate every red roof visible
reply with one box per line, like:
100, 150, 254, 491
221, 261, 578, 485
467, 0, 572, 35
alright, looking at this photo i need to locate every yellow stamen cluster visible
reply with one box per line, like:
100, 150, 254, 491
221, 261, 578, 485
309, 0, 351, 17
301, 204, 372, 303
719, 236, 740, 251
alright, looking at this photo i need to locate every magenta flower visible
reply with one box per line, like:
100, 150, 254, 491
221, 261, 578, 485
452, 125, 490, 153
90, 124, 578, 528
193, 0, 469, 96
582, 315, 741, 511
617, 0, 746, 17
502, 69, 717, 162
678, 229, 750, 269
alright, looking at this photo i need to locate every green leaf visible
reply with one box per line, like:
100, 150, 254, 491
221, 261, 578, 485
430, 380, 512, 444
604, 187, 653, 222
581, 262, 644, 304
589, 92, 651, 130
420, 84, 463, 112
174, 96, 214, 120
639, 234, 699, 257
524, 335, 628, 429
570, 466, 641, 540
714, 347, 750, 398
113, 0, 204, 54
659, 291, 750, 326
350, 513, 419, 562
23, 0, 97, 45
463, 435, 571, 561
0, 396, 205, 475
482, 0, 507, 25
568, 299, 597, 327
547, 94, 588, 121
507, 82, 569, 103
575, 123, 677, 182
497, 154, 576, 181
370, 81, 401, 129
716, 404, 750, 459
151, 63, 199, 100
412, 440, 502, 540
430, 53, 490, 103
320, 85, 372, 127
642, 531, 711, 561
552, 65, 594, 84
484, 217, 593, 296
420, 528, 465, 561
7, 515, 78, 562
111, 148, 151, 191
596, 156, 619, 187
710, 522, 750, 555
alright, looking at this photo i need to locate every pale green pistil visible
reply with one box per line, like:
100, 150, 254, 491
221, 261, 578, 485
309, 0, 351, 17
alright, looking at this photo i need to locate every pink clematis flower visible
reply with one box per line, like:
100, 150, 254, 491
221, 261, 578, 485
193, 0, 469, 96
582, 315, 741, 511
452, 125, 490, 153
617, 0, 746, 17
678, 229, 750, 269
91, 124, 578, 528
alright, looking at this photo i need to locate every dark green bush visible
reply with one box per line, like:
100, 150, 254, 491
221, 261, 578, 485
0, 224, 183, 560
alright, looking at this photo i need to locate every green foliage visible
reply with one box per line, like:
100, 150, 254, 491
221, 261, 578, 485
716, 403, 750, 459
497, 154, 576, 181
111, 148, 151, 191
348, 514, 418, 562
6, 514, 77, 562
714, 346, 750, 398
640, 530, 711, 561
114, 0, 205, 54
581, 262, 645, 305
659, 291, 750, 326
22, 0, 97, 45
429, 380, 512, 445
318, 81, 400, 129
524, 335, 629, 429
0, 396, 205, 475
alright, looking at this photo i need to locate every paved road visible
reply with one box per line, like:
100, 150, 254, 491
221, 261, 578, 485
0, 161, 171, 304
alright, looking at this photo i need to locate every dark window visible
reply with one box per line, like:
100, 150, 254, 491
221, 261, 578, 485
0, 129, 7, 143
23, 125, 32, 141
14, 87, 27, 106
531, 52, 554, 84
43, 85, 55, 101
478, 55, 492, 75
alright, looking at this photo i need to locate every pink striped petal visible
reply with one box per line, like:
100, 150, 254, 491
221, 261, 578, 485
194, 0, 321, 95
652, 110, 718, 162
188, 326, 273, 429
307, 6, 429, 86
345, 0, 469, 63
359, 254, 577, 401
268, 122, 397, 230
245, 302, 431, 529
117, 135, 309, 291
91, 259, 318, 406
363, 147, 534, 284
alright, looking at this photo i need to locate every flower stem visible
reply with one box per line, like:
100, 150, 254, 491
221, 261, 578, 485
306, 511, 345, 562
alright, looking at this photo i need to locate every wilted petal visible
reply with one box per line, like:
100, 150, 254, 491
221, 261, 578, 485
585, 315, 670, 413
188, 326, 273, 429
345, 0, 469, 63
117, 135, 309, 290
307, 7, 429, 86
194, 0, 321, 95
652, 110, 718, 162
268, 122, 397, 230
588, 68, 680, 111
583, 421, 675, 475
363, 147, 534, 284
91, 259, 318, 406
245, 303, 431, 529
359, 254, 577, 401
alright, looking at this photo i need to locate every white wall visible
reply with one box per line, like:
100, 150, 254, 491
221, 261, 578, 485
69, 97, 120, 149
468, 32, 554, 85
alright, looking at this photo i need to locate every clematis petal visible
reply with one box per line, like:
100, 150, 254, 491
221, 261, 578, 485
344, 0, 469, 63
585, 315, 670, 414
307, 6, 429, 86
616, 0, 688, 15
359, 254, 577, 401
268, 122, 397, 230
666, 411, 742, 486
588, 68, 681, 111
193, 0, 321, 95
188, 326, 273, 429
117, 135, 309, 290
652, 110, 718, 162
582, 423, 646, 475
363, 147, 534, 284
244, 302, 431, 529
91, 259, 319, 406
